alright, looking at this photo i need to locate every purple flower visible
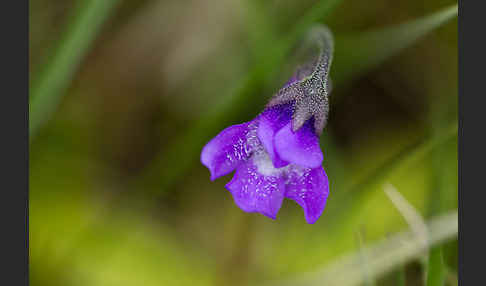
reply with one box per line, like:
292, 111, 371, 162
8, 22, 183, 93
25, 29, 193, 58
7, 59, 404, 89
201, 25, 333, 224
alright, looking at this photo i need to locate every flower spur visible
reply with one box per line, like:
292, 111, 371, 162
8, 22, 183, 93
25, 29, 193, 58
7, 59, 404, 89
201, 25, 333, 224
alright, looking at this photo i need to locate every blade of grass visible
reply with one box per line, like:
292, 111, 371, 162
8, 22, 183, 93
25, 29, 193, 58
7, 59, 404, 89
384, 183, 429, 286
268, 211, 458, 286
427, 247, 446, 286
332, 4, 458, 86
426, 71, 458, 286
29, 0, 120, 139
384, 183, 428, 248
356, 230, 376, 286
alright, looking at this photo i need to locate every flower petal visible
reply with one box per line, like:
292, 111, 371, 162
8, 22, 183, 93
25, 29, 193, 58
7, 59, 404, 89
274, 120, 323, 168
201, 121, 258, 180
285, 166, 329, 224
225, 155, 285, 219
257, 104, 293, 168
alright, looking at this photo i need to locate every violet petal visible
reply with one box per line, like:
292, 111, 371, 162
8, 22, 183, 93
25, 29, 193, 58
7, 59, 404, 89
285, 166, 329, 224
201, 121, 257, 180
257, 104, 293, 168
225, 155, 285, 219
274, 120, 323, 168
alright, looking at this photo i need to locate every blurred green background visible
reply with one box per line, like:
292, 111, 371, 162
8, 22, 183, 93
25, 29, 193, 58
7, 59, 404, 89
29, 0, 458, 285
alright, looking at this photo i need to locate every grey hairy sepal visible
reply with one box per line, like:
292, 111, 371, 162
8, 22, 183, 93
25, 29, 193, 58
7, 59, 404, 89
267, 24, 334, 135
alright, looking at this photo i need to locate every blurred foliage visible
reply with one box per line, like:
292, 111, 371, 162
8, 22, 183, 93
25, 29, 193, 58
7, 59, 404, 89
30, 0, 457, 285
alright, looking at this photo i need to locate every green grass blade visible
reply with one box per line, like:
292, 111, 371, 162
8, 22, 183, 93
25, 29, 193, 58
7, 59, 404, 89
29, 0, 120, 139
427, 247, 446, 286
332, 4, 458, 86
356, 230, 376, 286
384, 183, 427, 246
425, 77, 458, 285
